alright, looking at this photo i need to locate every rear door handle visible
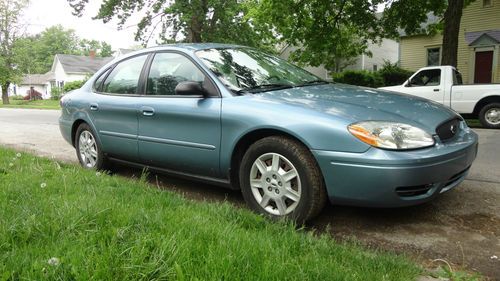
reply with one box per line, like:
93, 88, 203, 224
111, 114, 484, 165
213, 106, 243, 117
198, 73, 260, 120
141, 106, 155, 116
90, 103, 99, 111
433, 89, 440, 92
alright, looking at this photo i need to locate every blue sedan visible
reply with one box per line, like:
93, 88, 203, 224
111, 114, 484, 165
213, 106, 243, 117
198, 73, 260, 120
59, 44, 478, 222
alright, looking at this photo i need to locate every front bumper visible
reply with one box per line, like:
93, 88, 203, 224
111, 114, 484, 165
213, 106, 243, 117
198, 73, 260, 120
312, 128, 478, 207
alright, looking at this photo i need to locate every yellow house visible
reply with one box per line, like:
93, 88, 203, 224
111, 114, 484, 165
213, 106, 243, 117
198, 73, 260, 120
400, 0, 500, 84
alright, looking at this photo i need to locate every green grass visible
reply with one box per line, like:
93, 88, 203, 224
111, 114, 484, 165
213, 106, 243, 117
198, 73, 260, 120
465, 119, 482, 128
0, 147, 422, 280
0, 99, 60, 110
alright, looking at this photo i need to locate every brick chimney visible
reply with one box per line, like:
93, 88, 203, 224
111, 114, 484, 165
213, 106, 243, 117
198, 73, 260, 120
89, 50, 96, 59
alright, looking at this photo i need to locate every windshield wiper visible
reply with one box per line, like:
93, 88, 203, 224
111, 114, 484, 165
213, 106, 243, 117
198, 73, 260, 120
236, 83, 294, 94
297, 80, 329, 87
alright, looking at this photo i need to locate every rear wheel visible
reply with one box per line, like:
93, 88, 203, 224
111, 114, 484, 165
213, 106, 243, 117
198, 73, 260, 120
75, 123, 109, 170
479, 103, 500, 129
239, 136, 326, 223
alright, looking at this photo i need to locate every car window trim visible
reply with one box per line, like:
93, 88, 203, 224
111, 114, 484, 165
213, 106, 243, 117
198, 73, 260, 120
94, 53, 153, 97
141, 50, 221, 98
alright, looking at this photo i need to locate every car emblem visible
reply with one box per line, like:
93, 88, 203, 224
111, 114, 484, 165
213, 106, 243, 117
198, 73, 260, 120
450, 124, 456, 134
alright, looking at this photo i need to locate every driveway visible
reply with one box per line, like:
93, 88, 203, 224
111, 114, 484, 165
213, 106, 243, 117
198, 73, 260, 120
1, 108, 499, 278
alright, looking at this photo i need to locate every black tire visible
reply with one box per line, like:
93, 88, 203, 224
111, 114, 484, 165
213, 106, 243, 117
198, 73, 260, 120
75, 123, 110, 170
239, 136, 327, 223
479, 103, 500, 129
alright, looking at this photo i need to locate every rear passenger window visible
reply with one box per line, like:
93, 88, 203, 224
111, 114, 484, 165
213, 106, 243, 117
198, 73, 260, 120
102, 55, 148, 95
410, 69, 441, 87
93, 68, 111, 91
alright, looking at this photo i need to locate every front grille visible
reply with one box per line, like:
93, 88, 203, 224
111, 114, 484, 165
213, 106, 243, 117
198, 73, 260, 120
395, 184, 434, 197
436, 118, 461, 141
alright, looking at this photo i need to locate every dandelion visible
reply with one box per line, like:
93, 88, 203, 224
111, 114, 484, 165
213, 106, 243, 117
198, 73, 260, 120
16, 153, 21, 158
40, 183, 47, 189
8, 163, 13, 167
96, 172, 101, 177
47, 257, 60, 266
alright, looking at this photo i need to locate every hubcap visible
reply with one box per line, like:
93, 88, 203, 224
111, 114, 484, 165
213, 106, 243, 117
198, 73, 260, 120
249, 153, 301, 216
78, 130, 98, 168
485, 108, 500, 125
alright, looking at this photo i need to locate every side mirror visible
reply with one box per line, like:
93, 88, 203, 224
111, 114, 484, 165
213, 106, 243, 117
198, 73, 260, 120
175, 81, 208, 97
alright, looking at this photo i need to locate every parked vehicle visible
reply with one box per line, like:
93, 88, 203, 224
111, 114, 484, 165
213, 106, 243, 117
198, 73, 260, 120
380, 66, 500, 128
59, 44, 478, 222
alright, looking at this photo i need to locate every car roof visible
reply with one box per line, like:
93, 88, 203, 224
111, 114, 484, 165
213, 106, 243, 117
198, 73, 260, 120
150, 43, 245, 51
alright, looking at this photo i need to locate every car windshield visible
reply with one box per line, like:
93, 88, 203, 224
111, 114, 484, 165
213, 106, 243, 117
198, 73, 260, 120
195, 47, 326, 93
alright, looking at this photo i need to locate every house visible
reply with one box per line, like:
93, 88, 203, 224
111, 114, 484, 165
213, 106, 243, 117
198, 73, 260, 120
280, 39, 399, 80
115, 48, 135, 57
400, 0, 500, 83
16, 73, 54, 99
50, 53, 114, 90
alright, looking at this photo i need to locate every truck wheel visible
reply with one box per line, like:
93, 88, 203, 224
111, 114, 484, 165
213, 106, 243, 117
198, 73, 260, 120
239, 136, 327, 223
479, 103, 500, 129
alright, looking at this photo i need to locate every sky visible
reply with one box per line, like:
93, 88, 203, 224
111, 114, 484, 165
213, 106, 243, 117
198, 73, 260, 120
22, 0, 141, 49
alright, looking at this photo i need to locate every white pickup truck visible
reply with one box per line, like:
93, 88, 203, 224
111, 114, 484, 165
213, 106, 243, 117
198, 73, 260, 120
380, 66, 500, 128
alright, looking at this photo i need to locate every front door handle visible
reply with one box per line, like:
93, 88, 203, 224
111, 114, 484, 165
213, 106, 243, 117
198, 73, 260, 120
433, 89, 440, 92
90, 103, 99, 111
141, 106, 155, 116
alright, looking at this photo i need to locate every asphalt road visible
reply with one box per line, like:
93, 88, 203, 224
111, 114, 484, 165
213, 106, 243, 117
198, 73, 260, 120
1, 108, 499, 279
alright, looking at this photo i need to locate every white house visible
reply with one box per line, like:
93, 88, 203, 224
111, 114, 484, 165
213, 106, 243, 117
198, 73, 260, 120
16, 73, 54, 99
280, 39, 400, 80
50, 54, 114, 91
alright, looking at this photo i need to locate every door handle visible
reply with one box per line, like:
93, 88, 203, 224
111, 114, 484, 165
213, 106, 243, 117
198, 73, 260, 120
90, 103, 99, 111
141, 106, 155, 116
433, 89, 440, 92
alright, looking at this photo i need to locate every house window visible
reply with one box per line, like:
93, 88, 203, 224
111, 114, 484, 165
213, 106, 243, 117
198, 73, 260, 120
427, 47, 441, 66
373, 64, 378, 71
483, 0, 492, 7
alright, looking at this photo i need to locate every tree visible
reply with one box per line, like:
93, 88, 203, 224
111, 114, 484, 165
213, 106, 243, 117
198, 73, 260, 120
77, 39, 113, 57
382, 0, 474, 67
67, 0, 274, 49
0, 0, 28, 104
255, 0, 384, 72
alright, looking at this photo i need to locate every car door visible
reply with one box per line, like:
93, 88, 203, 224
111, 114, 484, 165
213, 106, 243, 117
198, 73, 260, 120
89, 54, 149, 161
137, 52, 222, 177
404, 68, 445, 104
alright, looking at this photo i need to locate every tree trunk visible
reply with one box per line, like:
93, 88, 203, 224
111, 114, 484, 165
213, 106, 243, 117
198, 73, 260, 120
2, 83, 10, 105
441, 0, 464, 67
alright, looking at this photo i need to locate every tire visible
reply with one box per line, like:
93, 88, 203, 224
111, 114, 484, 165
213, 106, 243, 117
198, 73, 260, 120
479, 103, 500, 129
239, 136, 326, 223
75, 123, 110, 170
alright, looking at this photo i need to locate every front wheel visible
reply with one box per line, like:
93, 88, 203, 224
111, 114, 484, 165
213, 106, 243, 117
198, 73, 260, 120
239, 136, 326, 223
479, 103, 500, 129
75, 123, 109, 170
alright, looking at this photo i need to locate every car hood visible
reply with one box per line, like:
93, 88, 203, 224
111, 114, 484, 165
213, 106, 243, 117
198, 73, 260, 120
252, 83, 459, 133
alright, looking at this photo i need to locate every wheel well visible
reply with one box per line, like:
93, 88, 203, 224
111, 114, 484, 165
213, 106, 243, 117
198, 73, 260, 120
473, 96, 500, 116
229, 129, 310, 190
71, 119, 87, 147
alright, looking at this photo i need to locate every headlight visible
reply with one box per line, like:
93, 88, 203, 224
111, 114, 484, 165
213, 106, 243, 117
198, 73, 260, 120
348, 121, 435, 150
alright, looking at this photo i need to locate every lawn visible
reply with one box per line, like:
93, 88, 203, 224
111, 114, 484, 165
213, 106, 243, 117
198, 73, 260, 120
0, 99, 60, 110
0, 147, 422, 280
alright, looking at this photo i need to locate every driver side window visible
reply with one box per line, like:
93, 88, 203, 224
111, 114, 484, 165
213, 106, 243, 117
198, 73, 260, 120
146, 53, 205, 96
410, 69, 441, 87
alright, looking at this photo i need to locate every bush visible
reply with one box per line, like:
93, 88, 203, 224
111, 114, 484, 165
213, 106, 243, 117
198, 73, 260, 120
11, 95, 24, 100
63, 80, 86, 92
378, 61, 413, 87
331, 62, 413, 88
332, 70, 384, 88
50, 87, 63, 100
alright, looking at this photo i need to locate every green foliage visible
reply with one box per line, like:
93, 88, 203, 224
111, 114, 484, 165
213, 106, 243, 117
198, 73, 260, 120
0, 147, 422, 280
50, 87, 63, 100
378, 61, 414, 86
12, 25, 114, 75
68, 0, 275, 49
255, 0, 384, 72
10, 95, 24, 100
332, 62, 413, 88
332, 70, 384, 88
63, 80, 86, 93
